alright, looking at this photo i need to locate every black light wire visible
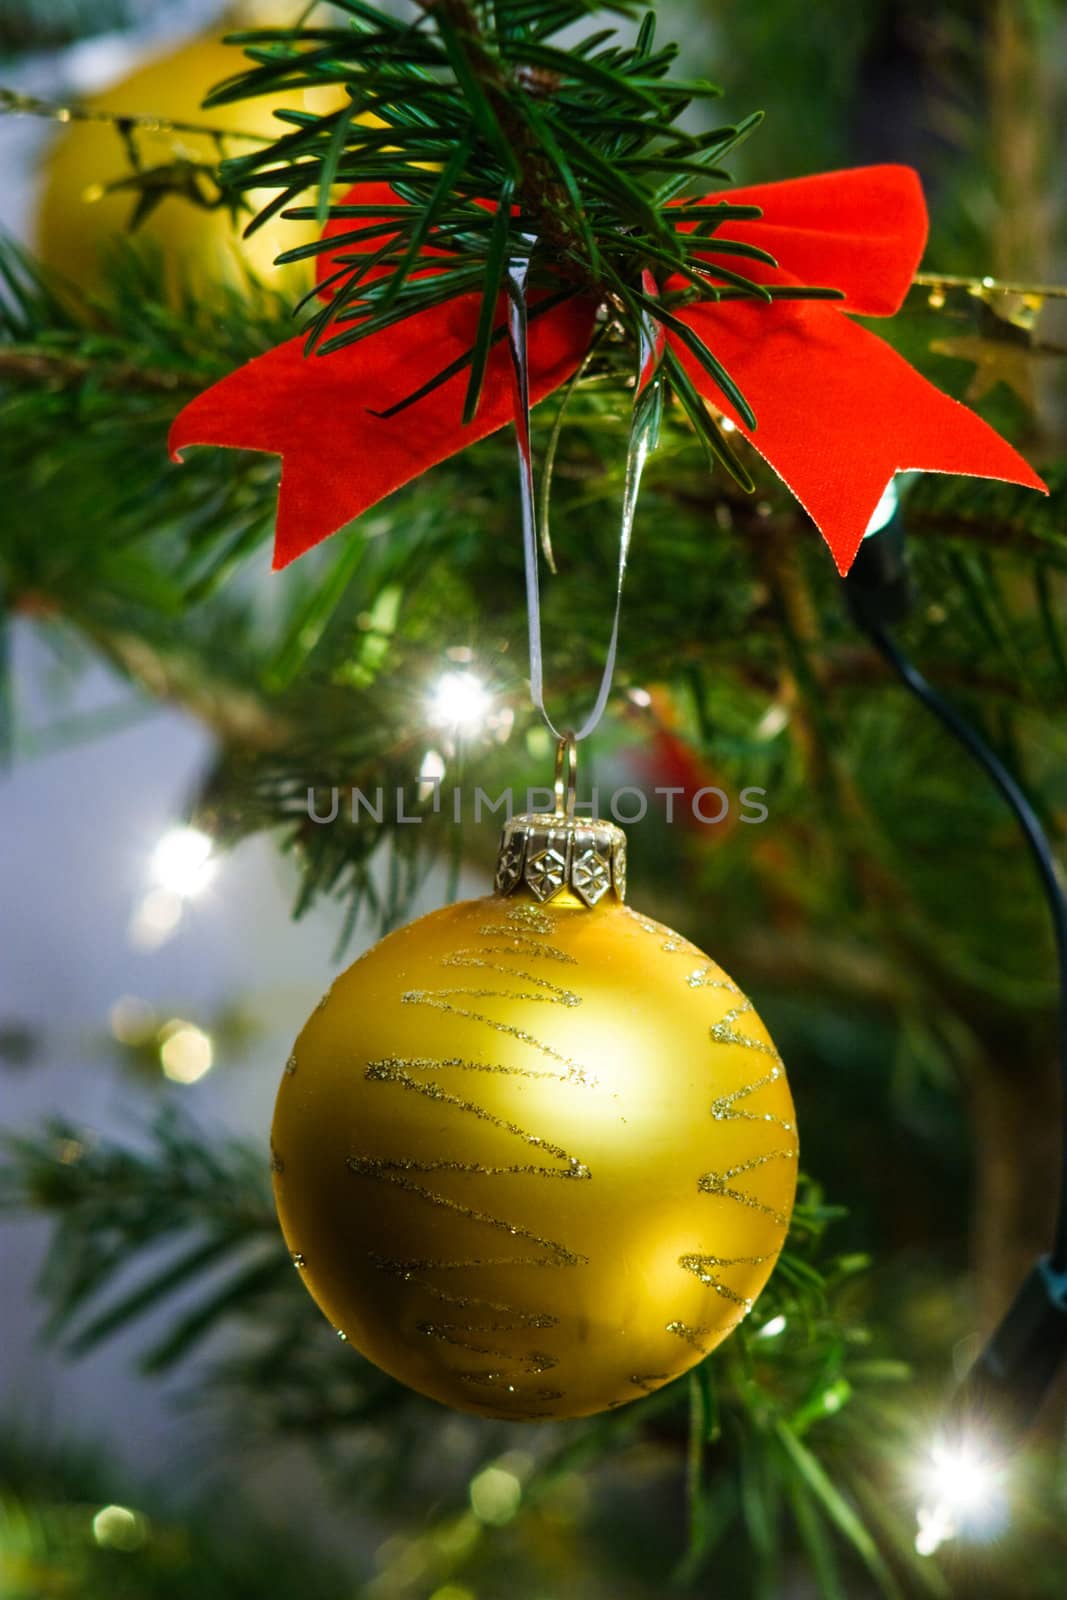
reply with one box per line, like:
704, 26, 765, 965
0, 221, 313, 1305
845, 515, 1067, 1447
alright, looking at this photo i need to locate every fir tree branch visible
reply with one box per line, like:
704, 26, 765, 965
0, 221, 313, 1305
0, 85, 270, 144
207, 0, 837, 404
0, 0, 133, 53
410, 0, 587, 268
81, 624, 298, 752
0, 347, 186, 393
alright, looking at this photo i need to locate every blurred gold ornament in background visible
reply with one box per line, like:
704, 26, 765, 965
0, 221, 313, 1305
273, 809, 797, 1421
34, 16, 331, 301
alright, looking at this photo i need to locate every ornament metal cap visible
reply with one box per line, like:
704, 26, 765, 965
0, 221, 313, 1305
493, 734, 627, 907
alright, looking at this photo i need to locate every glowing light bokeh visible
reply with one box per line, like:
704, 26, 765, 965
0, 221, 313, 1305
914, 1436, 1008, 1556
159, 1021, 214, 1085
427, 671, 492, 733
150, 825, 216, 897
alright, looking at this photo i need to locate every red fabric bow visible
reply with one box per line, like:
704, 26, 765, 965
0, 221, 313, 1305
170, 165, 1045, 572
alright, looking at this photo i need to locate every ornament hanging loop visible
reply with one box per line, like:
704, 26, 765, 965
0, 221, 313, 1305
506, 253, 662, 747
553, 732, 578, 821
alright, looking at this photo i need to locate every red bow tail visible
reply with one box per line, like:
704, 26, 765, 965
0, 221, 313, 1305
668, 167, 1045, 572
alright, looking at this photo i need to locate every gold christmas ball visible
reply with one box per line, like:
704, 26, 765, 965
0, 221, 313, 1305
273, 814, 798, 1421
35, 30, 322, 301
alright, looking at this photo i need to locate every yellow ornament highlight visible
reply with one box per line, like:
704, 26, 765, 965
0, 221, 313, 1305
35, 31, 322, 301
273, 832, 797, 1421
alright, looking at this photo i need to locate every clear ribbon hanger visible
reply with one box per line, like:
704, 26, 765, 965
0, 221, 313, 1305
505, 255, 665, 744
